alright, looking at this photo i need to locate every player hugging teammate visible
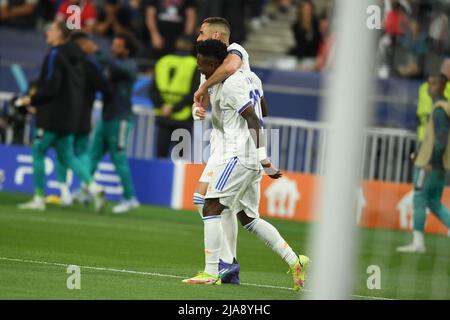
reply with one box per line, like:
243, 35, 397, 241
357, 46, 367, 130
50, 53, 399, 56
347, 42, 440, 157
15, 21, 140, 214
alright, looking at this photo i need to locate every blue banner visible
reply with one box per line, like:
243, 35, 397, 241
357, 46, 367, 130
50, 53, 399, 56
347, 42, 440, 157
0, 145, 173, 206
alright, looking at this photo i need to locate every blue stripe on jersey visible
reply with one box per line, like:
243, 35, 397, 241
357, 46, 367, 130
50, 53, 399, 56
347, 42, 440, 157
244, 218, 259, 231
217, 157, 238, 191
46, 48, 58, 81
193, 196, 205, 204
215, 157, 235, 190
228, 49, 243, 60
202, 215, 222, 221
238, 101, 253, 114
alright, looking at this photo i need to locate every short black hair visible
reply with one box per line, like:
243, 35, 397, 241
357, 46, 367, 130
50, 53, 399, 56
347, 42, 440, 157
196, 39, 228, 64
202, 17, 231, 34
115, 32, 140, 57
70, 31, 89, 42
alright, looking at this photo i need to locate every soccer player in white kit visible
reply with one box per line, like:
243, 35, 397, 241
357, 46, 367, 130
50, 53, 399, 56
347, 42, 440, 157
191, 17, 264, 284
183, 39, 309, 291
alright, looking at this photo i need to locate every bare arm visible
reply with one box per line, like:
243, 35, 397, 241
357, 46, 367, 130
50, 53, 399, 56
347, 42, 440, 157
1, 3, 35, 20
146, 6, 163, 49
261, 97, 269, 117
194, 54, 241, 108
241, 105, 281, 179
184, 7, 196, 35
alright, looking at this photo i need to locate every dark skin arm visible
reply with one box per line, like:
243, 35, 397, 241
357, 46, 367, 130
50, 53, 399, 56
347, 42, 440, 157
261, 96, 269, 117
240, 105, 281, 179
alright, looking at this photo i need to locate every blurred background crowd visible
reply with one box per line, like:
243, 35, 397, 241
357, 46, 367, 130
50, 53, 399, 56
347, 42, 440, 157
1, 0, 450, 77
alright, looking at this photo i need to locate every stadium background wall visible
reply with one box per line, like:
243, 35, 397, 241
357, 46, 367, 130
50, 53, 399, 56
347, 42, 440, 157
0, 145, 448, 235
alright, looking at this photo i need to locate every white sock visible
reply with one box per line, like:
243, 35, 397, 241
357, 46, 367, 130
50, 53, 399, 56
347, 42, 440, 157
60, 183, 71, 199
203, 215, 222, 276
413, 230, 425, 247
245, 218, 299, 268
34, 195, 44, 204
193, 193, 205, 217
220, 210, 238, 264
88, 181, 102, 194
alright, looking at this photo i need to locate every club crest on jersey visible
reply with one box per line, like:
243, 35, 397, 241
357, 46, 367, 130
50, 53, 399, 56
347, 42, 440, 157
208, 87, 214, 95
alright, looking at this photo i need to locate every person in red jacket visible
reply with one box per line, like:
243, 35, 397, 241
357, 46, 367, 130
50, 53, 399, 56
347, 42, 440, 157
55, 0, 97, 33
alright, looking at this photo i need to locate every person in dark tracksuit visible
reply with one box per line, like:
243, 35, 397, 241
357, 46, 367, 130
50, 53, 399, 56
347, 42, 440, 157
90, 32, 140, 214
397, 74, 450, 253
17, 21, 105, 212
55, 32, 112, 206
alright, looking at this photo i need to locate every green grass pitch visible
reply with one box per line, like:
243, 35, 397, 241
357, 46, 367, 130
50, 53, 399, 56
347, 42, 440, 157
0, 192, 449, 300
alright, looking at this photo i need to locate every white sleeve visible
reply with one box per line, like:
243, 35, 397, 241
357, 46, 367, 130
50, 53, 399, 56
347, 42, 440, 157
227, 43, 250, 72
222, 77, 253, 114
199, 74, 206, 88
251, 72, 264, 98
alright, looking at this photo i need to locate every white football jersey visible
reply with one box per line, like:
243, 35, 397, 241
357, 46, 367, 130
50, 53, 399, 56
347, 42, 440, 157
199, 42, 251, 85
208, 69, 263, 170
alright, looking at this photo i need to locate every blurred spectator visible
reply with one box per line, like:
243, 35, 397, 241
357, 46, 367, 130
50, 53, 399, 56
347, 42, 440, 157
377, 0, 409, 78
0, 0, 38, 29
275, 0, 292, 15
428, 7, 450, 55
288, 1, 321, 62
55, 0, 97, 33
95, 0, 143, 37
198, 0, 247, 44
384, 0, 408, 36
35, 0, 59, 26
249, 0, 269, 31
144, 0, 197, 60
0, 80, 38, 144
396, 18, 427, 78
310, 11, 332, 72
149, 35, 198, 158
416, 59, 450, 142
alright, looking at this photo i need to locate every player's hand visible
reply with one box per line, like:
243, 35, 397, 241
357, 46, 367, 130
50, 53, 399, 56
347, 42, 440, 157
261, 159, 282, 179
194, 86, 208, 109
192, 104, 206, 120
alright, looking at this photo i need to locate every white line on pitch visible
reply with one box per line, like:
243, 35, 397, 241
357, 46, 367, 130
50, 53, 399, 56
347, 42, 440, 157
0, 256, 394, 300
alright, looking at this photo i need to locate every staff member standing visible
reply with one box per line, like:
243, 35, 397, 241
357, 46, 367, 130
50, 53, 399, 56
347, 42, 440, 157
17, 21, 105, 212
398, 74, 450, 253
55, 32, 112, 206
150, 35, 198, 158
90, 32, 139, 214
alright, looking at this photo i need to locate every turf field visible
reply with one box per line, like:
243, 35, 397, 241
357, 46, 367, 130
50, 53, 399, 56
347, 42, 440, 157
0, 192, 449, 300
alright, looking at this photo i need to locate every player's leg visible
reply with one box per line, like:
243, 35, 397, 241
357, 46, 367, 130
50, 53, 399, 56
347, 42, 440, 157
55, 145, 72, 207
236, 209, 309, 291
18, 129, 57, 210
428, 170, 450, 228
55, 133, 105, 212
74, 133, 91, 170
398, 167, 430, 253
236, 170, 309, 291
194, 160, 240, 282
55, 134, 92, 186
89, 120, 107, 176
55, 133, 88, 206
106, 119, 139, 213
183, 197, 225, 285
